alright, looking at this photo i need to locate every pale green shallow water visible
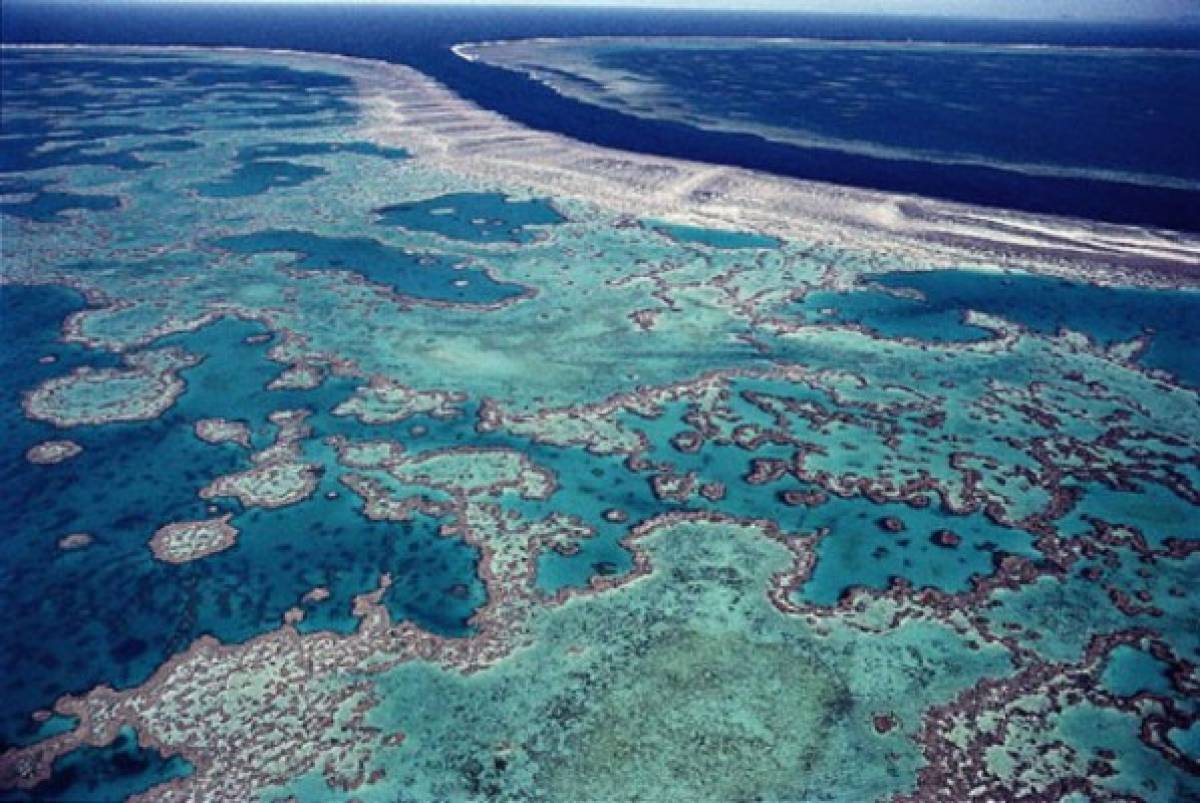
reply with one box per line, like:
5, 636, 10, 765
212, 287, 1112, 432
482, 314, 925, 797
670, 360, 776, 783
0, 47, 1197, 802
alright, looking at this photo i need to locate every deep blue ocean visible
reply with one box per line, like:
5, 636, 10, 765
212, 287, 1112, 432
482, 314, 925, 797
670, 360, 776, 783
576, 40, 1199, 188
3, 2, 1199, 229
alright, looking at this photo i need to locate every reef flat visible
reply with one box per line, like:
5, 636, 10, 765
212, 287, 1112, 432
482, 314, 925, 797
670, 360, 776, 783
1, 44, 1198, 802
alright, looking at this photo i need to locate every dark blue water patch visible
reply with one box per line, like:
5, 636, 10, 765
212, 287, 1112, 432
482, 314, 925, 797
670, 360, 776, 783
158, 321, 488, 640
649, 220, 780, 250
0, 53, 355, 113
192, 141, 408, 198
194, 159, 328, 198
0, 309, 245, 744
214, 229, 529, 305
0, 282, 124, 423
594, 42, 1200, 186
219, 494, 484, 640
794, 269, 1200, 385
0, 176, 50, 194
0, 135, 158, 173
374, 192, 565, 244
137, 138, 202, 154
238, 140, 409, 161
0, 189, 121, 221
8, 726, 192, 803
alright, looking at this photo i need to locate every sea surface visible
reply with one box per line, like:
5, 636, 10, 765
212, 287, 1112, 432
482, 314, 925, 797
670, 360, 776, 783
0, 13, 1199, 803
467, 37, 1200, 192
3, 2, 1199, 228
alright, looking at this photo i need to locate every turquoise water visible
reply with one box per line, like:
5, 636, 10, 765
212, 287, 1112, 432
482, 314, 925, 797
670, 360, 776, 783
16, 714, 80, 749
650, 221, 781, 249
585, 386, 1041, 604
1101, 645, 1175, 699
374, 191, 564, 243
238, 141, 409, 161
1173, 722, 1200, 761
1058, 480, 1194, 550
795, 495, 1038, 605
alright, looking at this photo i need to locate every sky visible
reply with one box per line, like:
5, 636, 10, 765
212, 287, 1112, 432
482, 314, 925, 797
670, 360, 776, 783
29, 0, 1198, 20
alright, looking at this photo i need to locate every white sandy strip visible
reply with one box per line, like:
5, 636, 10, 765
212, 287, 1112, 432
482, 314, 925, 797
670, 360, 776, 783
8, 43, 1200, 288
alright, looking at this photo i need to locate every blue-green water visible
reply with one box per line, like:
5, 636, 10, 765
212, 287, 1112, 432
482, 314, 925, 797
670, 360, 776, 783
650, 221, 781, 250
1101, 645, 1175, 699
239, 141, 409, 161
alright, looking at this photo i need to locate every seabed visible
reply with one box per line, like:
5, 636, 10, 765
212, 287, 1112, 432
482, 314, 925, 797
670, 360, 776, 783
0, 45, 1198, 801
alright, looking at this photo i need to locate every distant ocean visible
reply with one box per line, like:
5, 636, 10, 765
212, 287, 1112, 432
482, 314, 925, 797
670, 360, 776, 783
3, 3, 1199, 229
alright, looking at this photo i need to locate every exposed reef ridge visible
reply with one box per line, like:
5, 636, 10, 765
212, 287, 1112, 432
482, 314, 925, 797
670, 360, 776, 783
22, 347, 198, 428
199, 409, 321, 509
148, 515, 240, 564
25, 439, 83, 465
193, 418, 252, 449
